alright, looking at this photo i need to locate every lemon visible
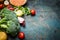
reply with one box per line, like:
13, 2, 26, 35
0, 32, 7, 40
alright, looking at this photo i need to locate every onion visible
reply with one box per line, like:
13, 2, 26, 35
18, 17, 25, 26
18, 17, 25, 23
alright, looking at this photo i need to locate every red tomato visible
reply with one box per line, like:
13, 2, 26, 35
7, 5, 12, 8
18, 32, 25, 39
0, 4, 4, 9
7, 5, 14, 11
30, 9, 36, 16
8, 7, 14, 11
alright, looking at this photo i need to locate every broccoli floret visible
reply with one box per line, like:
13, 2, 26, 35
0, 8, 20, 37
0, 24, 8, 28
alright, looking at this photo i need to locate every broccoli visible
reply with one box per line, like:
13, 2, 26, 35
0, 8, 20, 37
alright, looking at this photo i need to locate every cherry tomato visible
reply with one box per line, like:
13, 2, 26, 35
7, 5, 12, 8
0, 4, 4, 9
30, 9, 36, 16
7, 5, 14, 11
18, 32, 25, 39
8, 7, 14, 11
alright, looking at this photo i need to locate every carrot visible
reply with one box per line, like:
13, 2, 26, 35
9, 0, 27, 6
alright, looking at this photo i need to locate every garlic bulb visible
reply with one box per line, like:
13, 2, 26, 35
4, 0, 9, 5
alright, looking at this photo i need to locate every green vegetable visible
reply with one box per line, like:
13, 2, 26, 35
0, 24, 8, 28
14, 6, 31, 16
24, 7, 31, 15
15, 10, 24, 17
0, 8, 20, 37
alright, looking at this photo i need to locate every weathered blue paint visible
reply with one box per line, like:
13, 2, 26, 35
9, 0, 60, 40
